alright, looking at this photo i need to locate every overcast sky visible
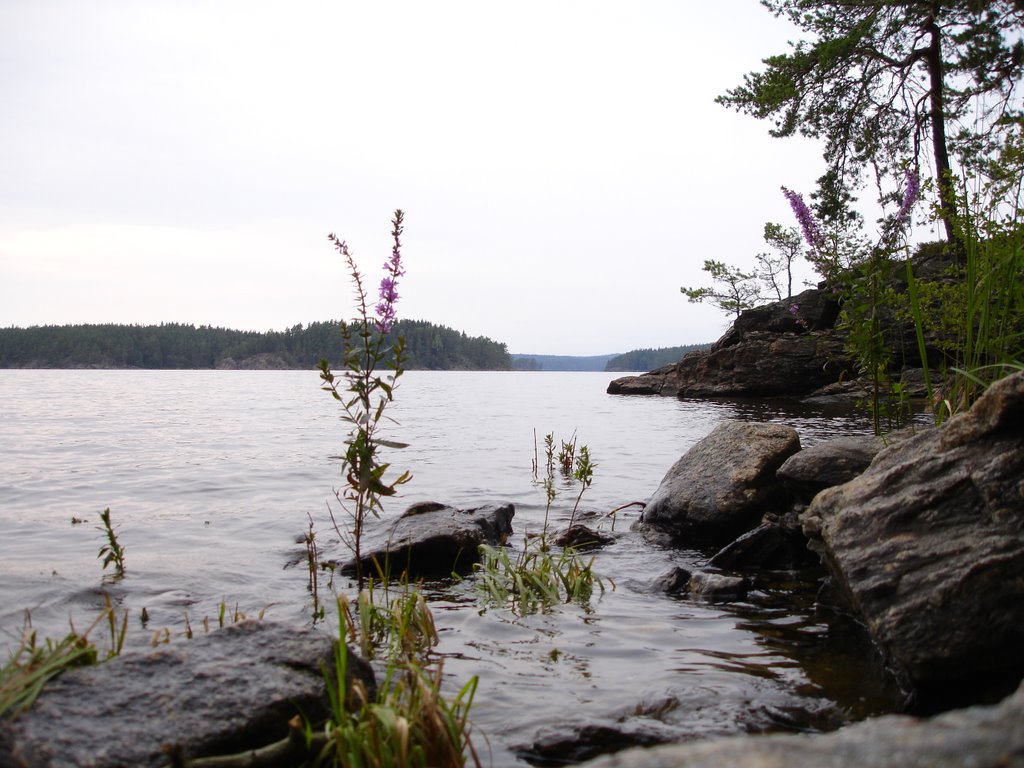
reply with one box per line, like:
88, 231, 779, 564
2, 1, 866, 355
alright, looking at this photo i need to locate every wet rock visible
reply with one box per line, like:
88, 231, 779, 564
650, 567, 692, 595
580, 681, 1024, 768
0, 620, 374, 768
340, 501, 515, 578
688, 571, 749, 600
635, 421, 801, 546
707, 522, 815, 571
802, 371, 1024, 707
522, 723, 673, 766
777, 434, 888, 498
553, 524, 615, 550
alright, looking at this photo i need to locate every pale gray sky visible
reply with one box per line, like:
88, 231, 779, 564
1, 1, 851, 355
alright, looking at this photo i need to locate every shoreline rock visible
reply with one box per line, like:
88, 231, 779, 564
336, 501, 515, 578
635, 421, 801, 546
580, 680, 1024, 768
801, 370, 1024, 710
0, 620, 373, 768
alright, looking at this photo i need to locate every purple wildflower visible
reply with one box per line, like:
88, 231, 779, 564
374, 211, 405, 333
782, 186, 825, 253
788, 302, 808, 329
895, 169, 919, 229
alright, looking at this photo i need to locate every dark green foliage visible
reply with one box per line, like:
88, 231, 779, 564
510, 354, 619, 371
681, 259, 763, 317
718, 1, 1024, 240
604, 345, 710, 372
391, 320, 511, 370
97, 508, 126, 578
0, 320, 510, 371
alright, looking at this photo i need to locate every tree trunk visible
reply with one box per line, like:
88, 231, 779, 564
925, 8, 958, 246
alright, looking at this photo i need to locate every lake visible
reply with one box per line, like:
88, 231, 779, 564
0, 369, 900, 765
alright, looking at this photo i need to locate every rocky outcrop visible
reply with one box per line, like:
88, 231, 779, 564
0, 620, 374, 768
338, 501, 515, 578
608, 288, 854, 398
802, 371, 1024, 708
634, 421, 801, 547
580, 680, 1024, 768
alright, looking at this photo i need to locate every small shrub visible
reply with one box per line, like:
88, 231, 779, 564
96, 507, 126, 577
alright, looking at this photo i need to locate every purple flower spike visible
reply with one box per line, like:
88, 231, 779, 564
782, 186, 825, 253
895, 169, 920, 229
374, 210, 405, 333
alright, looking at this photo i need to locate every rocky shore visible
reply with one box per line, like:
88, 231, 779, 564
3, 269, 1022, 765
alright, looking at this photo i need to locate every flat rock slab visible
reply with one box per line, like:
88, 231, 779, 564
581, 681, 1024, 768
636, 421, 800, 546
0, 620, 371, 768
342, 501, 515, 578
802, 371, 1024, 703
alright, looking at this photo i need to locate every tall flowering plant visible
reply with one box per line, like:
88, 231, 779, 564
782, 172, 920, 434
318, 209, 411, 589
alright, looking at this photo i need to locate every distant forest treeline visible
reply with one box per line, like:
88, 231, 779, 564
603, 344, 711, 372
0, 320, 512, 371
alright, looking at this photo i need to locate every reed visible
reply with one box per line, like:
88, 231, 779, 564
476, 541, 605, 615
0, 603, 130, 718
314, 594, 478, 768
905, 185, 1023, 421
318, 644, 479, 768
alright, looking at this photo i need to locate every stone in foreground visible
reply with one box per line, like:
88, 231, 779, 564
0, 620, 373, 768
341, 501, 515, 578
580, 680, 1024, 768
635, 421, 800, 546
802, 371, 1024, 707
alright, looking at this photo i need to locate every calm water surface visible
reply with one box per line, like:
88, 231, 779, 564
0, 370, 898, 765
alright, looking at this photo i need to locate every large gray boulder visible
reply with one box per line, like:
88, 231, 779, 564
635, 421, 801, 546
339, 501, 515, 578
0, 620, 374, 767
802, 371, 1024, 705
580, 679, 1024, 768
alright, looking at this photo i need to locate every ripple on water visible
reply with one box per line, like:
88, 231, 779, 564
0, 370, 905, 767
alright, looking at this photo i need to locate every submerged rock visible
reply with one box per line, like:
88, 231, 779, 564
650, 567, 693, 595
802, 371, 1024, 708
687, 571, 749, 600
553, 524, 616, 550
339, 501, 515, 578
635, 421, 800, 547
580, 680, 1024, 768
522, 723, 673, 766
0, 620, 373, 768
707, 521, 815, 571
